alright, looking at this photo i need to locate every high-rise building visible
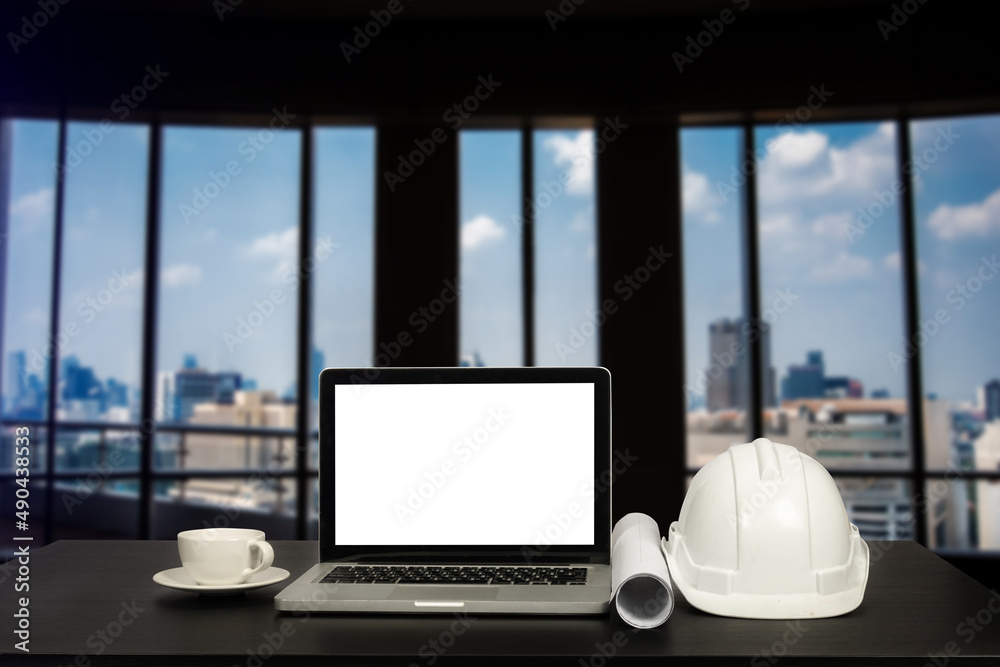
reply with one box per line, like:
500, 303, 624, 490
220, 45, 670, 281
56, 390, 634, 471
173, 356, 242, 421
4, 351, 27, 414
824, 376, 864, 399
704, 318, 776, 411
985, 379, 1000, 422
973, 421, 1000, 549
782, 354, 824, 400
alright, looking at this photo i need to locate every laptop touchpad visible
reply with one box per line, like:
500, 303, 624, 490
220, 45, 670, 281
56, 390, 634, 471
389, 586, 499, 601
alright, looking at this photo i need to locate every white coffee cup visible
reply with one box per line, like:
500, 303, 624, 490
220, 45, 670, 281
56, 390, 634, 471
177, 528, 274, 585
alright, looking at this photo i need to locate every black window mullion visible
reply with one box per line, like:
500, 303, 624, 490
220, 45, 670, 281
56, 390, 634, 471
43, 115, 68, 544
521, 126, 535, 367
740, 122, 765, 440
295, 120, 313, 540
138, 120, 163, 540
897, 117, 929, 547
0, 120, 11, 416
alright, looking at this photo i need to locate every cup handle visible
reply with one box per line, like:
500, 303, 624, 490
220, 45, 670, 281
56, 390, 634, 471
240, 540, 274, 583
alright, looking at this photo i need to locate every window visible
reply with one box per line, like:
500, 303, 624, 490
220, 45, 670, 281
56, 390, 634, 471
458, 130, 522, 367
681, 116, 1000, 552
912, 114, 1000, 550
0, 117, 377, 542
681, 127, 747, 468
1, 120, 59, 425
533, 128, 598, 367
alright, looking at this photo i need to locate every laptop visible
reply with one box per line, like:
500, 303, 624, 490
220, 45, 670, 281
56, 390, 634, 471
274, 366, 612, 614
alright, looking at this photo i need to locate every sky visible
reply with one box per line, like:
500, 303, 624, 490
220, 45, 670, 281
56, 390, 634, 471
3, 116, 997, 423
682, 117, 1000, 408
1, 120, 596, 421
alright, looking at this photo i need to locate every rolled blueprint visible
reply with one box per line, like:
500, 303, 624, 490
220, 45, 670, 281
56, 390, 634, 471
610, 512, 675, 629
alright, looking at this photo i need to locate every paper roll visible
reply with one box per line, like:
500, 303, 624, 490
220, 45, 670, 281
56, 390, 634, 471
610, 512, 675, 629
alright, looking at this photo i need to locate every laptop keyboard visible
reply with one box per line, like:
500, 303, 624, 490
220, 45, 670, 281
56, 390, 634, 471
321, 565, 588, 585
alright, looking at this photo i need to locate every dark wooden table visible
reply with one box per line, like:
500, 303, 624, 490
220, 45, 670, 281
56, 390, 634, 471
2, 540, 999, 666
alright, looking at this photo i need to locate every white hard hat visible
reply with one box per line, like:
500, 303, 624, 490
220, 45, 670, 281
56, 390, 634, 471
662, 437, 869, 619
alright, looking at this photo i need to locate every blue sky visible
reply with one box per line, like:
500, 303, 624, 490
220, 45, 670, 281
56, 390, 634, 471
682, 118, 1000, 407
3, 117, 997, 422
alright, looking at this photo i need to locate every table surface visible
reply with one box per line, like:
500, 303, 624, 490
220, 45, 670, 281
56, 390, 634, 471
1, 540, 999, 666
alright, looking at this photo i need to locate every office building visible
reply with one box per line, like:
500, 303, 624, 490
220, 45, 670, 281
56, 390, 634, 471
974, 421, 1000, 549
704, 318, 776, 412
986, 379, 1000, 422
172, 356, 243, 422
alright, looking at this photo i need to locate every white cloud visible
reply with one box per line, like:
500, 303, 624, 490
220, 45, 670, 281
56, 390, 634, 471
759, 122, 895, 205
9, 187, 53, 230
810, 211, 852, 239
770, 130, 828, 168
926, 187, 1000, 240
759, 213, 795, 238
683, 170, 721, 224
461, 214, 505, 250
807, 251, 874, 283
161, 263, 202, 288
245, 226, 300, 279
543, 130, 594, 196
245, 227, 298, 259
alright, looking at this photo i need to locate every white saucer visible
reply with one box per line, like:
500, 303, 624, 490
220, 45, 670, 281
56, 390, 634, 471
153, 567, 290, 596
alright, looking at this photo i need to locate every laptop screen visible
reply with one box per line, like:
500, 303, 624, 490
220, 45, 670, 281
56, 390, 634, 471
318, 367, 611, 564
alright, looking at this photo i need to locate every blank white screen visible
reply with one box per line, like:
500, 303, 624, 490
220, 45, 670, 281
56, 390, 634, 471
333, 382, 595, 546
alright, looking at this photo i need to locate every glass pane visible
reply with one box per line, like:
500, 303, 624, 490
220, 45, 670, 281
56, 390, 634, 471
2, 119, 59, 421
52, 477, 140, 540
837, 476, 913, 542
157, 125, 300, 426
57, 122, 148, 423
1, 424, 47, 472
681, 127, 749, 468
912, 114, 1000, 552
151, 476, 296, 539
923, 478, 995, 550
55, 426, 140, 472
311, 127, 375, 430
155, 430, 295, 472
533, 129, 598, 366
459, 130, 522, 367
756, 122, 910, 471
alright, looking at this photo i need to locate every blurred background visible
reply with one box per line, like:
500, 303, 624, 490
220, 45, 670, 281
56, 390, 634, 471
0, 0, 998, 588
